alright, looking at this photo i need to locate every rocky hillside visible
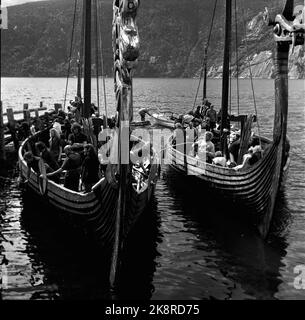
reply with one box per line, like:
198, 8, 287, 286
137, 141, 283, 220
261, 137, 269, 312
1, 0, 304, 78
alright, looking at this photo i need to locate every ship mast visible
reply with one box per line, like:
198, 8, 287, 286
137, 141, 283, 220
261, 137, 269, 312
202, 46, 208, 101
76, 55, 82, 99
220, 0, 232, 155
82, 0, 91, 118
77, 3, 85, 100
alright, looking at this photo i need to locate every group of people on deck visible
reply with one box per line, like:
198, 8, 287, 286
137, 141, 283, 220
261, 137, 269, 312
227, 130, 263, 170
23, 102, 105, 193
173, 99, 264, 170
22, 97, 153, 193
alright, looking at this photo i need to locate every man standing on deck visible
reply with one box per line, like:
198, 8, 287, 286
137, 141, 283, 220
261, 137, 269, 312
201, 98, 211, 117
206, 105, 217, 131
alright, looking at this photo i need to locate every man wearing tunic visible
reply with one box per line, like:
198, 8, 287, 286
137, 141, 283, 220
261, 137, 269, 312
206, 105, 217, 131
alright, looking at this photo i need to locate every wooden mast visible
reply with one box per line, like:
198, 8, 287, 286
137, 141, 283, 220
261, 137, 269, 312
76, 57, 82, 99
203, 46, 208, 101
77, 2, 86, 99
82, 0, 91, 119
94, 0, 100, 117
220, 0, 232, 155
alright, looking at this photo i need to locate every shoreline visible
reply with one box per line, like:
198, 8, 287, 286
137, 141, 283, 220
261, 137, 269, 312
1, 75, 304, 80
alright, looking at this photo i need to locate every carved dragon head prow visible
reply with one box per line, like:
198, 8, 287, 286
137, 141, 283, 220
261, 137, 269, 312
113, 0, 140, 89
264, 0, 304, 48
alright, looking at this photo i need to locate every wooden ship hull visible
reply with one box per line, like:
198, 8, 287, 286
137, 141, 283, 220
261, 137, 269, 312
18, 0, 160, 259
166, 0, 302, 237
167, 136, 290, 237
18, 131, 159, 248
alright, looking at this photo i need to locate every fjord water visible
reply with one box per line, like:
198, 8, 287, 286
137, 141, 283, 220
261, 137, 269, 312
0, 78, 304, 300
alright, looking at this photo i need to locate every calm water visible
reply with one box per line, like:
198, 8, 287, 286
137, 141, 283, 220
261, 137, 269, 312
0, 77, 305, 300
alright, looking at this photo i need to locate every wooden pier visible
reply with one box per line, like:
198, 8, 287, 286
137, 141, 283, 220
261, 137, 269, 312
0, 101, 62, 166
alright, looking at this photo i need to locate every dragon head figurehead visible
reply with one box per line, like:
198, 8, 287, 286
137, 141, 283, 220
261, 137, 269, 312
264, 0, 304, 47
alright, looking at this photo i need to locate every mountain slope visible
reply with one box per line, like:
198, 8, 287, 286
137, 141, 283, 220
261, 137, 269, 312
1, 0, 304, 78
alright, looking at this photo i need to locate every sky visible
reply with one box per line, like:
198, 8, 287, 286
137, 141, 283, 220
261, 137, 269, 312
2, 0, 46, 7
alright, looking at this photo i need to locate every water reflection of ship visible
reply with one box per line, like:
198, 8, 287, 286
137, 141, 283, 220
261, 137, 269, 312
164, 166, 290, 299
20, 189, 161, 299
115, 195, 161, 300
20, 190, 111, 299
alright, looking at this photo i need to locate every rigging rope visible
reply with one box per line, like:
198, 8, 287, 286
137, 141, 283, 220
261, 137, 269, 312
290, 150, 305, 162
229, 66, 232, 114
63, 0, 78, 110
192, 0, 218, 111
234, 0, 240, 115
97, 0, 108, 120
94, 0, 100, 117
240, 1, 262, 147
78, 0, 86, 99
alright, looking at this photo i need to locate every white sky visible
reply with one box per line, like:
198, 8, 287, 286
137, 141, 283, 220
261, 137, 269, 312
2, 0, 46, 7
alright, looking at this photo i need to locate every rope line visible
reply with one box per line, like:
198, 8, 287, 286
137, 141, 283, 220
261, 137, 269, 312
77, 3, 85, 98
192, 0, 218, 111
234, 0, 240, 115
291, 151, 305, 162
78, 0, 86, 98
97, 0, 108, 119
63, 0, 78, 110
240, 1, 262, 147
229, 66, 232, 114
94, 0, 100, 117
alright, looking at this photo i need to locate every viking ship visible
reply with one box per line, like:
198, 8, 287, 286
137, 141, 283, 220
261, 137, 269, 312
149, 109, 177, 129
167, 0, 304, 237
18, 0, 159, 284
138, 106, 176, 129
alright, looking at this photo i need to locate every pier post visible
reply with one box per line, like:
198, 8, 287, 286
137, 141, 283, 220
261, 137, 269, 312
44, 112, 50, 126
35, 109, 39, 120
7, 108, 19, 151
23, 110, 31, 124
54, 103, 62, 114
23, 103, 30, 124
0, 101, 6, 162
35, 109, 43, 131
